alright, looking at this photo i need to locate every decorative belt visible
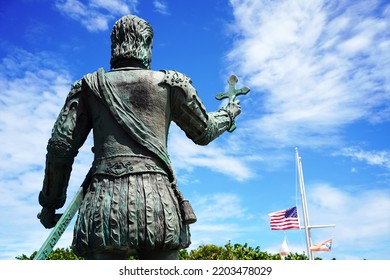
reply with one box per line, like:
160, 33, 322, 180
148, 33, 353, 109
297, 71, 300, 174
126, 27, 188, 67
92, 155, 197, 224
92, 155, 168, 177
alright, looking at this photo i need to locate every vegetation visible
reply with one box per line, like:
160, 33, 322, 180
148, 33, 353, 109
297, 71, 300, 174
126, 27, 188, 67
16, 248, 83, 260
17, 242, 317, 260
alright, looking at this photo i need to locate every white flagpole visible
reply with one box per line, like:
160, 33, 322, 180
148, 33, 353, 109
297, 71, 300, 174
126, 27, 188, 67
302, 225, 336, 229
295, 147, 314, 260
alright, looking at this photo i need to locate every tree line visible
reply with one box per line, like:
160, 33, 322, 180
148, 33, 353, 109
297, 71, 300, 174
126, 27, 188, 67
17, 242, 324, 260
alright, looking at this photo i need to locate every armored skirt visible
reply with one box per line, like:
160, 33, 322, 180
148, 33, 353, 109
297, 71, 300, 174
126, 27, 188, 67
72, 172, 191, 257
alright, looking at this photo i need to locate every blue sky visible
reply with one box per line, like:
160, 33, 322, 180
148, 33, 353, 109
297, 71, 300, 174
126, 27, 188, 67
0, 0, 389, 260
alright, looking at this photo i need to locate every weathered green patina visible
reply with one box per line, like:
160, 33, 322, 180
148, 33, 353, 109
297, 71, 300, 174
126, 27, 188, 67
37, 15, 243, 260
215, 75, 250, 132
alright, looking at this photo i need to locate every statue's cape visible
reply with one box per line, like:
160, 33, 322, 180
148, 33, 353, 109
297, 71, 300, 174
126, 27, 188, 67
84, 68, 175, 182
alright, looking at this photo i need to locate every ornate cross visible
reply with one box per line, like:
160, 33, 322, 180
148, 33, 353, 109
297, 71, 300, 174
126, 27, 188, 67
215, 74, 250, 132
215, 74, 250, 103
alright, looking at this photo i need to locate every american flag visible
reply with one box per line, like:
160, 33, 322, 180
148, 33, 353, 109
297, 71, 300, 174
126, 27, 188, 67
269, 206, 300, 230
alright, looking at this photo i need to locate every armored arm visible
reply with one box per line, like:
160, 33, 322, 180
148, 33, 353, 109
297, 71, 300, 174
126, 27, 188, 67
39, 79, 92, 228
162, 70, 240, 145
199, 100, 241, 144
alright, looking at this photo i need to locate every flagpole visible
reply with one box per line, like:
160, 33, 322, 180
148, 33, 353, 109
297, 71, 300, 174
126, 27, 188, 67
295, 147, 314, 260
301, 225, 336, 229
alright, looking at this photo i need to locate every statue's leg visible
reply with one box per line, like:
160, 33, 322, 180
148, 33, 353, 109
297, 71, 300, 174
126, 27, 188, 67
137, 250, 179, 260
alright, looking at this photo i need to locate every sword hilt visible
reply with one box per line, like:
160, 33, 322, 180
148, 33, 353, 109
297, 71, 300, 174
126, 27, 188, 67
37, 212, 63, 228
34, 187, 84, 260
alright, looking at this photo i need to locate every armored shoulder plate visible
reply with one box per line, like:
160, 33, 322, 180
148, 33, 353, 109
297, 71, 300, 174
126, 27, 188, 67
67, 78, 85, 100
160, 70, 192, 89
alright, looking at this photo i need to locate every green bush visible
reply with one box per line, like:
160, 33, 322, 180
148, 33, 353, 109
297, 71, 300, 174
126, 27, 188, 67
17, 242, 314, 260
180, 242, 284, 260
16, 248, 83, 260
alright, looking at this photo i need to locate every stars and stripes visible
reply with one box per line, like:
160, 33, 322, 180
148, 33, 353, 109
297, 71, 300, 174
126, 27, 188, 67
269, 206, 300, 230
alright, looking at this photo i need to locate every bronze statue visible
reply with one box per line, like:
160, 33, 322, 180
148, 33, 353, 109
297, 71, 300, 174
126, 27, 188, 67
38, 15, 242, 260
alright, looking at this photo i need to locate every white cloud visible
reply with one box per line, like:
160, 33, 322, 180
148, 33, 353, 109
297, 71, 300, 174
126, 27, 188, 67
55, 0, 137, 31
153, 1, 169, 15
335, 147, 390, 170
308, 183, 390, 259
90, 0, 133, 14
168, 124, 255, 182
193, 193, 250, 222
0, 50, 71, 180
227, 0, 390, 148
188, 193, 258, 249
